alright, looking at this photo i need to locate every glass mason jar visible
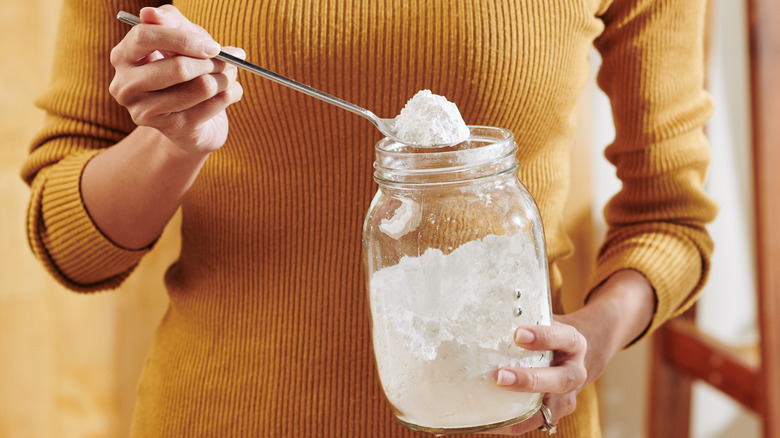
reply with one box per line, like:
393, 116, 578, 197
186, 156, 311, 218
362, 126, 554, 434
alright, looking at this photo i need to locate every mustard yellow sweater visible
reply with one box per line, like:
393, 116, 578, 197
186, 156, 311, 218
23, 0, 717, 436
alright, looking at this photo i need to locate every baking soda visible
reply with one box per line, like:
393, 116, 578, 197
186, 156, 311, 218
392, 90, 470, 146
369, 233, 551, 430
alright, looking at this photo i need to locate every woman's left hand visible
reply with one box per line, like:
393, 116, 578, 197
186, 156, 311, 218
486, 317, 589, 435
484, 269, 656, 435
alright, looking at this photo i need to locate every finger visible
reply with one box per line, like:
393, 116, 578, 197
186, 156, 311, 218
545, 391, 578, 419
130, 56, 232, 93
155, 81, 243, 137
496, 361, 586, 393
143, 50, 166, 63
140, 5, 211, 38
513, 323, 586, 357
164, 65, 239, 112
130, 67, 239, 126
183, 80, 244, 123
112, 45, 244, 103
113, 24, 220, 66
221, 46, 247, 60
157, 4, 211, 38
137, 6, 212, 60
110, 56, 229, 108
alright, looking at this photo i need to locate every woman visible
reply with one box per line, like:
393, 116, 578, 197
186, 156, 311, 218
22, 0, 717, 436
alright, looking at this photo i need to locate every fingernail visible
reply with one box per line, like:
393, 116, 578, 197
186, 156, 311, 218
234, 48, 247, 59
139, 7, 160, 22
496, 369, 517, 386
203, 41, 221, 57
515, 328, 535, 345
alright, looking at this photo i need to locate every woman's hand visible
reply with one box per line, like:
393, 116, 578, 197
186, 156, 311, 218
109, 5, 244, 156
485, 319, 588, 435
80, 5, 246, 249
484, 269, 656, 435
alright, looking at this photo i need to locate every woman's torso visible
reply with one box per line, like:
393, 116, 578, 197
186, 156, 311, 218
131, 1, 608, 436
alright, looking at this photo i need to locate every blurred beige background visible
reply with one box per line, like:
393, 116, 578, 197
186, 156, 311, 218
1, 1, 175, 436
0, 0, 760, 437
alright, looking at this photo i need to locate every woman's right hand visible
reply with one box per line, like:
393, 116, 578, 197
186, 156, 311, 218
109, 5, 244, 157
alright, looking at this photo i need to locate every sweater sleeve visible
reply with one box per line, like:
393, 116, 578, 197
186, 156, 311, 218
589, 0, 719, 340
21, 0, 168, 292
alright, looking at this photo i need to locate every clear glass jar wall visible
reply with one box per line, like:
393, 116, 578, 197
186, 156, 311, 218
362, 127, 554, 434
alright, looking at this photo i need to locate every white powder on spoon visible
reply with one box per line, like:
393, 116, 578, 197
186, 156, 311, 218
392, 90, 470, 146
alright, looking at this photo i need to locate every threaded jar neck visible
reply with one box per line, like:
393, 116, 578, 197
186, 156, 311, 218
373, 126, 518, 186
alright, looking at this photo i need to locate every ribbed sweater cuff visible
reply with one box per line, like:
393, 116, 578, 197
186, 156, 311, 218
37, 151, 150, 290
586, 231, 703, 345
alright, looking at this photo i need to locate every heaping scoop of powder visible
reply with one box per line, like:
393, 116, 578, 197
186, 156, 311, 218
392, 90, 470, 146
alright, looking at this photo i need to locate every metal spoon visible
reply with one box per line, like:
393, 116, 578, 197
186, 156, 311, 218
117, 11, 417, 145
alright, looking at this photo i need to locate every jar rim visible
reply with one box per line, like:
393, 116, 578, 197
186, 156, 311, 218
373, 126, 518, 185
375, 125, 514, 154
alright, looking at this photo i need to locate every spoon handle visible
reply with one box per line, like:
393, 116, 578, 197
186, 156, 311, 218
116, 11, 378, 123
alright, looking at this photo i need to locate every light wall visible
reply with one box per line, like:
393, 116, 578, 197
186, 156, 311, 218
0, 1, 174, 436
593, 0, 761, 437
693, 0, 759, 435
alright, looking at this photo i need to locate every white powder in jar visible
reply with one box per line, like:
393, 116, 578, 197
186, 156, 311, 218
369, 233, 552, 430
392, 90, 470, 146
378, 198, 421, 239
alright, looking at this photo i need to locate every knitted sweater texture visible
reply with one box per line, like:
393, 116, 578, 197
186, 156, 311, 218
22, 0, 717, 436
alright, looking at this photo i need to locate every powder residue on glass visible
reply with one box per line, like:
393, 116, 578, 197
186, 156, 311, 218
392, 90, 470, 146
369, 233, 551, 430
